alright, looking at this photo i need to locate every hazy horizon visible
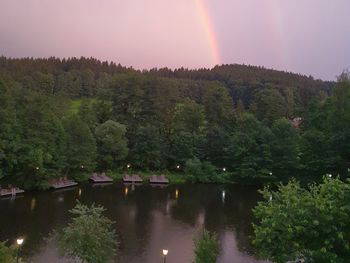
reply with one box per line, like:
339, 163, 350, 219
1, 0, 349, 80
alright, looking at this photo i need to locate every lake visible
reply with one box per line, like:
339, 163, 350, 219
0, 183, 268, 263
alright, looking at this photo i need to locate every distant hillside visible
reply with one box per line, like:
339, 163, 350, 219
0, 56, 334, 115
0, 56, 348, 189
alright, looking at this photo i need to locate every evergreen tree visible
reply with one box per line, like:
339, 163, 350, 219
253, 88, 286, 125
227, 113, 273, 183
95, 120, 128, 170
63, 115, 96, 181
270, 118, 300, 181
129, 125, 164, 170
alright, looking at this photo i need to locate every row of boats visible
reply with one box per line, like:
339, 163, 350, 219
0, 173, 169, 197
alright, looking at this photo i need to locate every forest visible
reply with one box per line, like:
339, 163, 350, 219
0, 56, 349, 190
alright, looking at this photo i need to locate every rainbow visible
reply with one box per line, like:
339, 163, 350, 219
194, 0, 289, 69
194, 0, 221, 66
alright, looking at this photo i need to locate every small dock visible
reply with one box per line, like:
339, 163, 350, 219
90, 173, 113, 183
0, 187, 25, 197
123, 174, 143, 183
50, 177, 78, 189
149, 175, 169, 184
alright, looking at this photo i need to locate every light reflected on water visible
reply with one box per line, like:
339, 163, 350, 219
175, 189, 179, 199
30, 198, 36, 211
0, 184, 266, 263
222, 190, 226, 203
196, 210, 205, 226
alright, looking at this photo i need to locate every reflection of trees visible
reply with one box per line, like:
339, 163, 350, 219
0, 183, 264, 261
112, 185, 163, 254
168, 184, 263, 255
169, 185, 206, 225
220, 185, 263, 254
0, 187, 79, 258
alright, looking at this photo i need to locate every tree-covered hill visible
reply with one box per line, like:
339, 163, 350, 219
0, 57, 334, 113
1, 56, 348, 190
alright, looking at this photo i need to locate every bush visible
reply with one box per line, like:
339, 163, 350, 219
0, 241, 16, 263
194, 230, 219, 263
106, 170, 123, 181
58, 202, 118, 263
185, 158, 220, 183
253, 177, 350, 263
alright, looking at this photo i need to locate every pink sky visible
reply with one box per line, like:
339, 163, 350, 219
0, 0, 349, 80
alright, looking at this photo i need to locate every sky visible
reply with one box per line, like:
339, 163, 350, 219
0, 0, 349, 80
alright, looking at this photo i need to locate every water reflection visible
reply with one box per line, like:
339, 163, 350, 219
30, 198, 36, 211
0, 184, 267, 263
175, 189, 179, 199
222, 190, 226, 203
196, 210, 205, 226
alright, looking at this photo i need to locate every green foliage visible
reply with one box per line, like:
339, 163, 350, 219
0, 241, 16, 263
227, 113, 274, 183
202, 84, 233, 128
169, 131, 204, 167
63, 115, 97, 181
78, 99, 97, 130
300, 74, 350, 180
270, 118, 300, 181
299, 130, 331, 182
193, 230, 219, 263
166, 173, 187, 184
130, 125, 164, 170
202, 126, 231, 169
95, 120, 128, 170
253, 88, 286, 125
91, 100, 113, 125
253, 177, 350, 263
58, 202, 118, 263
173, 99, 206, 134
0, 57, 347, 188
105, 170, 123, 181
0, 81, 19, 183
185, 158, 222, 183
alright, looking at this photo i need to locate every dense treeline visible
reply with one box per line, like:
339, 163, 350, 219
0, 56, 348, 190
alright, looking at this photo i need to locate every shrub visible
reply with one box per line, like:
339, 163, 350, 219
253, 177, 350, 263
0, 241, 16, 263
185, 158, 219, 183
194, 230, 219, 263
58, 202, 118, 263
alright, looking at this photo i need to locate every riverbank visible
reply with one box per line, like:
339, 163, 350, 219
105, 171, 188, 184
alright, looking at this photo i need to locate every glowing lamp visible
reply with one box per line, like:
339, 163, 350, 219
17, 238, 24, 246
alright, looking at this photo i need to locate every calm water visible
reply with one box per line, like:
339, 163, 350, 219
0, 183, 268, 263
